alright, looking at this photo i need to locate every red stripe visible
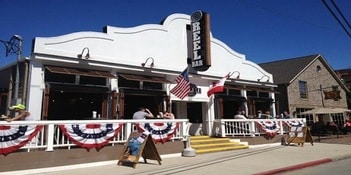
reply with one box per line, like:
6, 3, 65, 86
86, 124, 101, 129
0, 125, 10, 130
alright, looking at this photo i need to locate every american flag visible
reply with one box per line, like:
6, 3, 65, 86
170, 68, 190, 100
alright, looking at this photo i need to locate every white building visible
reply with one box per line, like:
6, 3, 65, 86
0, 12, 276, 136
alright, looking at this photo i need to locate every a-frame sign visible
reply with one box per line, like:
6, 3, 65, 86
286, 126, 314, 147
118, 132, 162, 168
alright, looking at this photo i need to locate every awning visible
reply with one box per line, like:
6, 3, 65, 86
301, 107, 351, 115
118, 73, 171, 83
48, 83, 109, 93
215, 94, 247, 101
45, 66, 115, 78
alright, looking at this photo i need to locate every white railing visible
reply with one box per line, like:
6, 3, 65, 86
0, 119, 188, 153
213, 118, 307, 137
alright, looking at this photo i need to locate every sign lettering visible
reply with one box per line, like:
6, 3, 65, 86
190, 10, 211, 71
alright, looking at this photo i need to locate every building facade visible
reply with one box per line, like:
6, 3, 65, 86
0, 12, 277, 135
260, 55, 350, 126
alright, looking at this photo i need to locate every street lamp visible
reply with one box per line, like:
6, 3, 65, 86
0, 35, 23, 105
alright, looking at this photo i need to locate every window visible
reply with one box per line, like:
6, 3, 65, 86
331, 114, 344, 126
296, 108, 313, 125
298, 81, 308, 98
316, 65, 321, 73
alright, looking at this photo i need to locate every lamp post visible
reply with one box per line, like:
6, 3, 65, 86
0, 35, 23, 105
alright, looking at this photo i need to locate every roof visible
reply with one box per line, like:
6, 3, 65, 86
259, 54, 349, 93
259, 54, 319, 84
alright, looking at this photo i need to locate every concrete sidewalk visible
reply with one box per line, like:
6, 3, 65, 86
2, 142, 351, 175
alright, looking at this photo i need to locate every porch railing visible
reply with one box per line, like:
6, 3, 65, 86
1, 118, 306, 153
213, 118, 307, 137
0, 119, 188, 153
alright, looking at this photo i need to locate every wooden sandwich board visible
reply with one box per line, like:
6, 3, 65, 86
117, 132, 162, 168
286, 126, 314, 147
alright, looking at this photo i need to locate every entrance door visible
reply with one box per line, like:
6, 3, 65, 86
187, 102, 203, 123
47, 91, 104, 120
123, 94, 162, 119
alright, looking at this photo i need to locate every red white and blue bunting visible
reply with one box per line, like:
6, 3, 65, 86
0, 125, 43, 156
284, 120, 305, 128
136, 122, 179, 144
256, 121, 280, 138
59, 123, 122, 151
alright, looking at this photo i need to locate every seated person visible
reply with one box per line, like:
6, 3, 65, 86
161, 111, 175, 119
234, 111, 247, 119
342, 120, 351, 133
123, 132, 149, 161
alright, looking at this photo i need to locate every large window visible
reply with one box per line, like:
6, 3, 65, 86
298, 81, 308, 98
296, 108, 313, 125
331, 114, 344, 126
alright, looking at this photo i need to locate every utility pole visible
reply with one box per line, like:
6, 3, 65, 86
320, 84, 325, 107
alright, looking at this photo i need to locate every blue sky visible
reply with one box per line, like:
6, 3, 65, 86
1, 0, 350, 70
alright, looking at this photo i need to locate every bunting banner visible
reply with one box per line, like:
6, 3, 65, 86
256, 121, 280, 138
136, 122, 179, 144
59, 123, 123, 151
283, 120, 305, 128
0, 124, 43, 156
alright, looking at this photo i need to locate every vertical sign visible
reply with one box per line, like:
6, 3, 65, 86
191, 10, 211, 71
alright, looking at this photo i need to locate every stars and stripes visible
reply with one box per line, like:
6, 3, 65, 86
170, 68, 190, 100
59, 123, 123, 151
0, 124, 43, 155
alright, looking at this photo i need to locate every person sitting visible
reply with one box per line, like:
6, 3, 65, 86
326, 121, 339, 135
257, 110, 262, 119
341, 120, 351, 134
162, 111, 175, 119
6, 104, 33, 122
265, 111, 273, 119
132, 107, 154, 120
283, 111, 291, 119
234, 111, 247, 119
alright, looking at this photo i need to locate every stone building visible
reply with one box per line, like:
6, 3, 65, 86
260, 54, 350, 125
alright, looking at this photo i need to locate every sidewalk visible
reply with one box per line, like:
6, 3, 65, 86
2, 142, 351, 175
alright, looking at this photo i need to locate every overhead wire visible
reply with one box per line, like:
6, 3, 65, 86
330, 0, 351, 30
321, 0, 351, 37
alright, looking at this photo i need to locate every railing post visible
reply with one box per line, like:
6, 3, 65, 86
221, 120, 226, 137
181, 121, 187, 141
125, 122, 132, 140
250, 121, 256, 137
46, 124, 54, 152
279, 120, 284, 135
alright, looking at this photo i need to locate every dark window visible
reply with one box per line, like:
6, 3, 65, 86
45, 72, 75, 84
246, 90, 257, 97
259, 92, 269, 97
143, 82, 163, 90
296, 108, 313, 124
80, 76, 106, 86
187, 102, 203, 123
299, 81, 308, 98
228, 89, 240, 95
119, 78, 140, 88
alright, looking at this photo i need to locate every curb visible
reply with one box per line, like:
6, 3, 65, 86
252, 158, 332, 175
253, 153, 351, 175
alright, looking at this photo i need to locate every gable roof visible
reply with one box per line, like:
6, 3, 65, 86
259, 54, 319, 84
259, 54, 349, 93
